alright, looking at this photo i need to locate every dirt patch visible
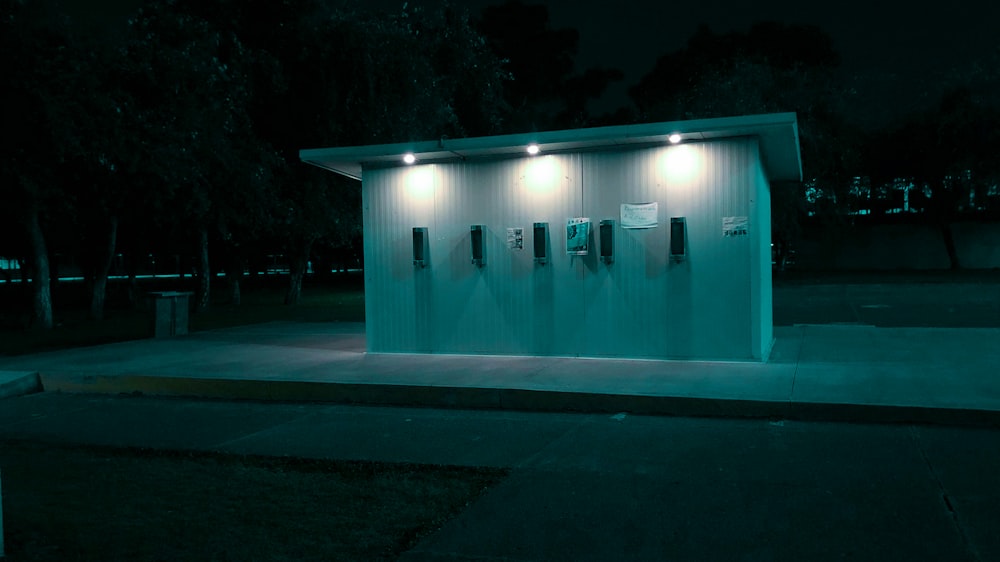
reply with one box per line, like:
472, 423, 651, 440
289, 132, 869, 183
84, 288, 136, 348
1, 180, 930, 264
0, 440, 508, 561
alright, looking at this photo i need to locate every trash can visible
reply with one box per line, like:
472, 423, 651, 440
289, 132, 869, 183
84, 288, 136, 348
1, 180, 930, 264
148, 291, 193, 337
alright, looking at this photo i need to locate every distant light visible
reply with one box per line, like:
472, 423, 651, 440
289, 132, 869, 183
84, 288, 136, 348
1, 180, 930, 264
526, 144, 540, 155
403, 153, 416, 164
668, 133, 682, 144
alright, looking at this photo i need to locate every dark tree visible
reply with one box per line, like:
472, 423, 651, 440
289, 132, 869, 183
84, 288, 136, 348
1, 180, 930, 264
476, 0, 623, 131
862, 85, 1000, 268
118, 0, 279, 310
180, 0, 509, 304
629, 21, 839, 116
61, 30, 139, 321
630, 22, 859, 252
0, 0, 98, 328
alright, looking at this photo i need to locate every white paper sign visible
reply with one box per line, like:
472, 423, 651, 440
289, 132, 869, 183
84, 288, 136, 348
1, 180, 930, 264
506, 227, 524, 250
722, 216, 749, 237
620, 202, 658, 229
566, 218, 591, 255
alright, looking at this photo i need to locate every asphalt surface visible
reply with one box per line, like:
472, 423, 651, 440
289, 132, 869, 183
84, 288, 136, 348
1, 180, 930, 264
2, 393, 999, 561
773, 279, 1000, 327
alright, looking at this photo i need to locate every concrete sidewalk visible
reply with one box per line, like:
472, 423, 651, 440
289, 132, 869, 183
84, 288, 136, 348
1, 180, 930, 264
1, 321, 999, 426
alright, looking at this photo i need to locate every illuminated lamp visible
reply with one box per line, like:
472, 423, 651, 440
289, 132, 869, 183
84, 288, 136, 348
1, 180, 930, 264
403, 153, 417, 164
668, 133, 682, 144
526, 143, 540, 155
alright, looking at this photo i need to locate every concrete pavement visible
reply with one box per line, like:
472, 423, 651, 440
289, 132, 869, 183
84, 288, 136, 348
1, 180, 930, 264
0, 371, 39, 401
1, 320, 999, 425
772, 279, 1000, 327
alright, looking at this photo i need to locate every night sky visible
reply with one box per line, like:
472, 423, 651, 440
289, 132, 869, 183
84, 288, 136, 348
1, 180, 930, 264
70, 0, 1000, 119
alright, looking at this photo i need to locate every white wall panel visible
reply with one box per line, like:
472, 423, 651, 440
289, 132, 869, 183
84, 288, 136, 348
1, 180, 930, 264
751, 149, 774, 359
579, 139, 758, 359
362, 165, 443, 352
363, 137, 770, 360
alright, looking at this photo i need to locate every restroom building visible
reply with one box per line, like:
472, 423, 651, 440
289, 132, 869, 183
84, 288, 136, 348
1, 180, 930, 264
300, 112, 802, 361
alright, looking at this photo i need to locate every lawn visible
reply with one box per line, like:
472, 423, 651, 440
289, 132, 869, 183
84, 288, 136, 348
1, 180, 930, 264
0, 439, 508, 561
0, 274, 365, 357
0, 273, 513, 560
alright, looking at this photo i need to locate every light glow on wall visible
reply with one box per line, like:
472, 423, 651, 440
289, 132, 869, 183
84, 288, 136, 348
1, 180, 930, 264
663, 144, 700, 182
524, 155, 558, 193
404, 164, 435, 200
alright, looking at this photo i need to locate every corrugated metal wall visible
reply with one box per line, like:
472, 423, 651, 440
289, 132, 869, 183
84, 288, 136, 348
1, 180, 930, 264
362, 137, 770, 360
751, 151, 774, 359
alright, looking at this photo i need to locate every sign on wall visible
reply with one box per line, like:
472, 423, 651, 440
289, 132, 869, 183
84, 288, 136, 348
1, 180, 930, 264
722, 216, 749, 237
566, 218, 591, 255
506, 227, 524, 250
620, 202, 658, 229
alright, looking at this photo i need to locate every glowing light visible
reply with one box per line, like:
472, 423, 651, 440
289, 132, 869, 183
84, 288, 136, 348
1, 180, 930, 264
525, 155, 557, 193
403, 153, 416, 164
668, 133, 682, 144
526, 143, 540, 155
405, 165, 434, 199
663, 144, 700, 181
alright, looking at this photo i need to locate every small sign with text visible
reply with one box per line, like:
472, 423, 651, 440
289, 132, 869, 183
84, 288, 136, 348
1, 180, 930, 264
722, 216, 748, 237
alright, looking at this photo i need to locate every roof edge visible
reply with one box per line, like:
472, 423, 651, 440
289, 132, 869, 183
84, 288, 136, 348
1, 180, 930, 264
300, 112, 802, 182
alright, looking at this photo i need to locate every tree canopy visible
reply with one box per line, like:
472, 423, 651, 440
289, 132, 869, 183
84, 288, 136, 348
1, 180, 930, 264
1, 0, 512, 321
475, 0, 623, 131
3, 0, 999, 331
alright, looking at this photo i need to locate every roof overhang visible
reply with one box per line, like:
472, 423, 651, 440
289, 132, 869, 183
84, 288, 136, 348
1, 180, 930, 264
299, 112, 802, 183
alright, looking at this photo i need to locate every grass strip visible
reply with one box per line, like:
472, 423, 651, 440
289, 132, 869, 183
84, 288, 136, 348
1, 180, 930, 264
0, 283, 364, 357
0, 439, 508, 561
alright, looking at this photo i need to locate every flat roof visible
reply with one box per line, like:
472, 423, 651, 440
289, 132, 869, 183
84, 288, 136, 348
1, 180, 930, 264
300, 112, 802, 182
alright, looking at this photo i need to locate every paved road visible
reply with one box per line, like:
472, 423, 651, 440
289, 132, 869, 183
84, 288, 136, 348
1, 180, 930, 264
2, 393, 998, 561
773, 281, 1000, 327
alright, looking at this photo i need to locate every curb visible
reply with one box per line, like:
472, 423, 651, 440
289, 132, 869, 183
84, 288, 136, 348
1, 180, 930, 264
0, 371, 42, 399
36, 372, 1000, 428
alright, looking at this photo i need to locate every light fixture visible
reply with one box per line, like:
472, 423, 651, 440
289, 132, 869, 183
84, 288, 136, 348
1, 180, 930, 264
526, 143, 540, 155
668, 133, 682, 144
403, 153, 416, 164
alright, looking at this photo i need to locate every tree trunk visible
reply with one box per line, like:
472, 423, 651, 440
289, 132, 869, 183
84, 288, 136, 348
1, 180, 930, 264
196, 227, 211, 311
227, 252, 243, 306
940, 222, 961, 270
230, 274, 241, 305
26, 206, 53, 329
284, 241, 313, 305
126, 251, 139, 309
89, 216, 119, 321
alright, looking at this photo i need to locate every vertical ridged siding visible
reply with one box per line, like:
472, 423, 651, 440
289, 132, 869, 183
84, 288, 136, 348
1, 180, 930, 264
751, 148, 774, 358
362, 137, 769, 360
579, 139, 756, 359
